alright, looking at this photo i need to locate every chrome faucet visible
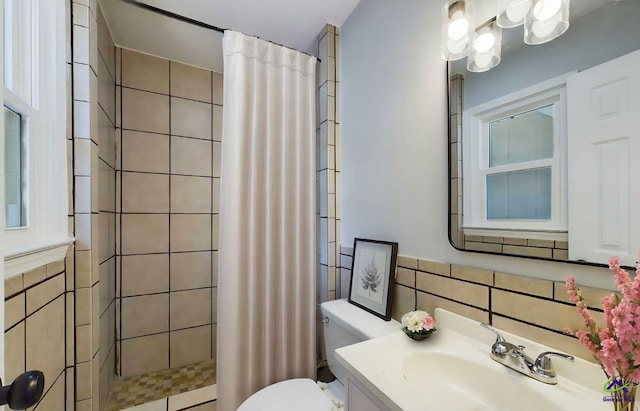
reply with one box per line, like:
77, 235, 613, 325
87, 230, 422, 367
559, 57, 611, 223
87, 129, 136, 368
480, 323, 574, 384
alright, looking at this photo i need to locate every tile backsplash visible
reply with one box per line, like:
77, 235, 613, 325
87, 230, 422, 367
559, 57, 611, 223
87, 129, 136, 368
340, 246, 613, 362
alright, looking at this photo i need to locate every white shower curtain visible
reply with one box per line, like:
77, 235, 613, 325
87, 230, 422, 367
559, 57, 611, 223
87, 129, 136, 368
216, 31, 317, 411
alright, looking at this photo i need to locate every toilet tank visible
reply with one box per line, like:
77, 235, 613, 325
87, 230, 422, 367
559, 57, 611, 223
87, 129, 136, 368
320, 299, 400, 384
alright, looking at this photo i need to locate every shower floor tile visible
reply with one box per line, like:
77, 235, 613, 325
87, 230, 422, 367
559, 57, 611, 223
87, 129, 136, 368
106, 359, 216, 411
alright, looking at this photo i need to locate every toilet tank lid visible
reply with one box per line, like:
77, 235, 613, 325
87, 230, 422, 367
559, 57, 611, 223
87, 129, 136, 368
320, 299, 401, 340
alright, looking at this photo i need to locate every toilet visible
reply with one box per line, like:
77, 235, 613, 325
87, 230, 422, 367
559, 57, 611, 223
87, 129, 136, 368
237, 298, 401, 410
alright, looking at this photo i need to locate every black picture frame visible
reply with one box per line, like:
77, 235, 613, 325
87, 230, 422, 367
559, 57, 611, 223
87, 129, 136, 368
348, 238, 398, 321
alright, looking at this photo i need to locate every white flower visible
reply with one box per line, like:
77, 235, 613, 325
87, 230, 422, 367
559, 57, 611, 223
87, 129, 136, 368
401, 310, 435, 333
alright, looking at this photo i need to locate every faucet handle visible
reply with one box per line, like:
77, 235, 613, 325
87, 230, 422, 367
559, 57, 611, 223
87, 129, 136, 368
534, 352, 575, 375
480, 323, 505, 343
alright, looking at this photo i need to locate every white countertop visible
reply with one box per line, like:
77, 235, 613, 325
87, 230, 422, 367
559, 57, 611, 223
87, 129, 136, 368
335, 308, 610, 411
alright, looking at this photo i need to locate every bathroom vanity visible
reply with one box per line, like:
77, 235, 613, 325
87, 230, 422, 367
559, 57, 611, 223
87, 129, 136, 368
336, 308, 610, 411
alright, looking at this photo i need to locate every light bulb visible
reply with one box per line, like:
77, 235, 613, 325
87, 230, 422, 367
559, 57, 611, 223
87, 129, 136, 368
448, 11, 469, 40
533, 0, 562, 20
505, 0, 532, 23
474, 53, 494, 69
532, 12, 560, 37
474, 32, 495, 53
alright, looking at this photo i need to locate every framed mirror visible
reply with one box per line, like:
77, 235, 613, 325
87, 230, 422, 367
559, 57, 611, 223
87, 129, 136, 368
448, 0, 640, 266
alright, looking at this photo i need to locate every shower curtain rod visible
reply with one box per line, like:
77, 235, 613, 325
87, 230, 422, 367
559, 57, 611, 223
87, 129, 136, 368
119, 0, 321, 62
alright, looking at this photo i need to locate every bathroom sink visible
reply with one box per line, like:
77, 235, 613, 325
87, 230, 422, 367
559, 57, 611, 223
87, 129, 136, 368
402, 352, 557, 411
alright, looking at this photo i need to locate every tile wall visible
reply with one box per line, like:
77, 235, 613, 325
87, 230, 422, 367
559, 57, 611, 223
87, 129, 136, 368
115, 49, 222, 376
340, 246, 613, 362
4, 262, 69, 410
72, 0, 117, 409
317, 24, 341, 305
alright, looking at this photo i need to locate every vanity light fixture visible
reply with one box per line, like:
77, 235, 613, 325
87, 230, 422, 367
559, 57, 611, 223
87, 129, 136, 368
441, 0, 570, 70
467, 18, 502, 72
441, 0, 474, 61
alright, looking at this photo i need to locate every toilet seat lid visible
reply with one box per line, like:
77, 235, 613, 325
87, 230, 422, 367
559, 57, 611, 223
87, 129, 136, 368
237, 378, 335, 411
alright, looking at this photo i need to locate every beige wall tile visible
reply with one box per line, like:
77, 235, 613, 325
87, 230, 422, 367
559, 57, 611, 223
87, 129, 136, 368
417, 259, 450, 276
553, 249, 569, 260
171, 175, 212, 213
171, 98, 212, 140
26, 274, 65, 315
121, 294, 169, 338
170, 288, 211, 330
122, 130, 169, 173
527, 239, 555, 248
24, 266, 47, 288
76, 361, 92, 401
555, 241, 569, 250
492, 315, 595, 363
450, 265, 494, 286
122, 172, 169, 213
170, 62, 212, 102
416, 272, 489, 309
170, 325, 211, 368
121, 214, 169, 254
553, 281, 614, 309
122, 49, 169, 94
491, 289, 604, 332
47, 260, 66, 277
170, 214, 212, 252
183, 401, 217, 411
76, 288, 92, 326
465, 241, 502, 253
212, 178, 221, 214
5, 275, 24, 296
76, 324, 92, 363
503, 237, 528, 246
121, 333, 169, 376
395, 267, 415, 288
122, 254, 170, 296
5, 294, 25, 330
494, 272, 553, 298
5, 322, 25, 383
212, 105, 223, 142
171, 137, 212, 177
33, 371, 65, 411
503, 245, 553, 258
392, 285, 415, 321
170, 252, 212, 291
212, 141, 221, 178
341, 246, 353, 256
26, 296, 65, 394
122, 88, 170, 134
212, 72, 223, 105
417, 291, 488, 324
212, 287, 218, 324
396, 255, 417, 270
75, 250, 92, 288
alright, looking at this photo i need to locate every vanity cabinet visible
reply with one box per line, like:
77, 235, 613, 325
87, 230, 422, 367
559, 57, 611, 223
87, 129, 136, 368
344, 372, 392, 411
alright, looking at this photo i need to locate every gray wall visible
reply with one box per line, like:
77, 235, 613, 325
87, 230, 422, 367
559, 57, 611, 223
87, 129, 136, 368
339, 0, 613, 289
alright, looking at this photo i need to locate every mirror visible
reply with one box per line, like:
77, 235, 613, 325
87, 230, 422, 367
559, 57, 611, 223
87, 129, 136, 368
448, 0, 640, 265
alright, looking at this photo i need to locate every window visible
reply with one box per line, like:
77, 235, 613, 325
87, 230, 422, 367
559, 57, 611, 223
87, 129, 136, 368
463, 76, 568, 238
4, 106, 25, 228
2, 0, 71, 277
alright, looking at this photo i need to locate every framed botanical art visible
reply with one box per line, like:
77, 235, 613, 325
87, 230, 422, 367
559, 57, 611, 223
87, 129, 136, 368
348, 238, 398, 321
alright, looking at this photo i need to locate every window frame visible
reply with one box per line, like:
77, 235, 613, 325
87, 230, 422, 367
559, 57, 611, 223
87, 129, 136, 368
462, 74, 570, 238
2, 0, 71, 278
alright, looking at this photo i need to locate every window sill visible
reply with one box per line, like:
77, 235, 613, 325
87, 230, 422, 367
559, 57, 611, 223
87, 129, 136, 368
463, 228, 567, 242
4, 237, 75, 278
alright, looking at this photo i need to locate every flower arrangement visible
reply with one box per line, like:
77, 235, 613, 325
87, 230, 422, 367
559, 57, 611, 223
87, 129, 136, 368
565, 255, 640, 410
401, 310, 437, 341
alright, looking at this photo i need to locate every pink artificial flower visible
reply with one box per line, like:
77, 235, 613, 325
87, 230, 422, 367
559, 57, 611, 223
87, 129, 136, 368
566, 253, 640, 382
422, 315, 435, 331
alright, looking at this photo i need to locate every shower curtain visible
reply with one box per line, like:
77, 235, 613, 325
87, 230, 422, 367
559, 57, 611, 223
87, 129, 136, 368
216, 31, 317, 411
